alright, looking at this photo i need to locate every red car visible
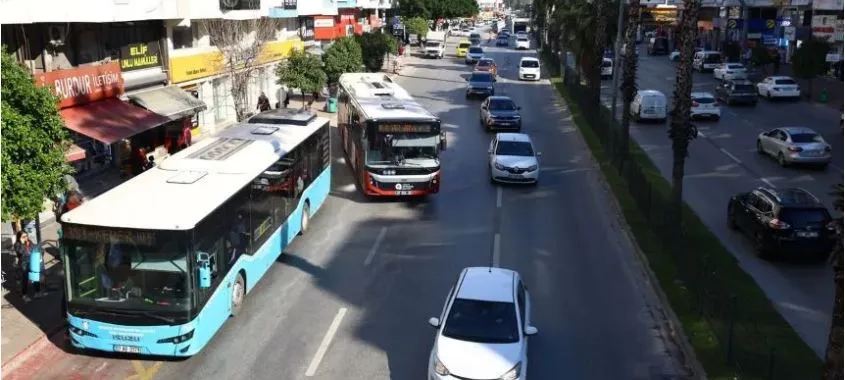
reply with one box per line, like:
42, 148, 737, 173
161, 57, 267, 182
474, 58, 498, 76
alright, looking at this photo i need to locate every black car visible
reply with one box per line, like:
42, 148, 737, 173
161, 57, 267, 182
480, 96, 522, 131
465, 71, 496, 99
496, 36, 509, 46
647, 37, 669, 55
470, 37, 482, 46
715, 79, 758, 106
727, 187, 837, 259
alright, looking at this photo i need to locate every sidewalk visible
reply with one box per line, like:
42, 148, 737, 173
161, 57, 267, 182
1, 98, 338, 377
782, 63, 842, 111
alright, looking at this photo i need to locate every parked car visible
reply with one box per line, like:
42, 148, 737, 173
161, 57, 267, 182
727, 187, 836, 259
693, 50, 723, 72
601, 58, 613, 79
630, 90, 668, 122
756, 76, 801, 99
756, 126, 833, 168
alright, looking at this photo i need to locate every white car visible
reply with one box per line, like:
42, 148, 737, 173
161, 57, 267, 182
514, 37, 530, 50
518, 57, 541, 81
428, 267, 537, 380
690, 92, 721, 120
757, 76, 801, 99
515, 31, 528, 39
488, 133, 541, 184
713, 63, 747, 81
601, 58, 613, 79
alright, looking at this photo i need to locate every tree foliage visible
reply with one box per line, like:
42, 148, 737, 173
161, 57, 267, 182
792, 38, 831, 80
405, 16, 431, 39
395, 0, 479, 19
275, 49, 327, 101
356, 31, 399, 72
323, 36, 363, 84
1, 48, 73, 223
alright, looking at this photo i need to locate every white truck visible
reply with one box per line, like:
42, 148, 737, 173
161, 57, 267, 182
424, 31, 447, 59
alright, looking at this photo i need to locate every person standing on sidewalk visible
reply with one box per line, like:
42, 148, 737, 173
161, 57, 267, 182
14, 231, 34, 300
256, 92, 271, 113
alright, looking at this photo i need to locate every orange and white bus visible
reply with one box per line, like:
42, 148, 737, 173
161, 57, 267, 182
337, 73, 446, 197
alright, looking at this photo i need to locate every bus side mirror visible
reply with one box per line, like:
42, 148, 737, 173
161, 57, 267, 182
440, 132, 447, 151
197, 252, 212, 289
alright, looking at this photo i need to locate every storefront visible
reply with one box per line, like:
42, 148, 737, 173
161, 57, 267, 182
35, 62, 171, 177
167, 38, 305, 137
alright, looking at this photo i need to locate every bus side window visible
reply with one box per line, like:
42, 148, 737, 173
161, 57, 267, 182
249, 161, 284, 251
227, 187, 253, 255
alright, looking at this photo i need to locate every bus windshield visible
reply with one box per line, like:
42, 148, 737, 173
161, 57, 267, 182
63, 225, 192, 314
366, 130, 440, 165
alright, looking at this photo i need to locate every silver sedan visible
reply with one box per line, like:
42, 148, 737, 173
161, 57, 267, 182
756, 126, 833, 168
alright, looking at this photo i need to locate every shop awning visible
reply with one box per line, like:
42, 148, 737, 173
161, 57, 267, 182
59, 98, 171, 145
65, 143, 86, 162
128, 86, 208, 121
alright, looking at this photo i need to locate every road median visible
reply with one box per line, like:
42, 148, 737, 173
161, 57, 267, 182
540, 50, 822, 380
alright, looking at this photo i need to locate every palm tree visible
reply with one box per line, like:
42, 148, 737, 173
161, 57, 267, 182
618, 0, 640, 162
665, 0, 701, 248
822, 183, 843, 380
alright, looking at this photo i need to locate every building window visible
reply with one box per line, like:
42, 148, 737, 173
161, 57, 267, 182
172, 25, 193, 49
213, 78, 227, 122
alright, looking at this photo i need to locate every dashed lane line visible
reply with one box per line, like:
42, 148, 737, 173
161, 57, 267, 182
363, 227, 388, 266
304, 307, 348, 377
719, 148, 742, 164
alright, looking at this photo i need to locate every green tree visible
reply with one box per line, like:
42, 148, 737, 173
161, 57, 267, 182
429, 0, 479, 19
1, 48, 73, 226
275, 49, 327, 108
791, 37, 831, 100
405, 16, 431, 39
323, 36, 363, 84
395, 0, 430, 19
356, 31, 399, 72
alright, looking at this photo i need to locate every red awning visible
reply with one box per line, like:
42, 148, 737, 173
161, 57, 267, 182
65, 143, 86, 162
59, 98, 171, 145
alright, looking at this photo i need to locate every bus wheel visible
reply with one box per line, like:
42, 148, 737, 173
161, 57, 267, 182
231, 274, 245, 317
299, 202, 311, 235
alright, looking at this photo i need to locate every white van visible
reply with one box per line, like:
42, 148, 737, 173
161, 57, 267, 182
630, 90, 668, 122
693, 51, 723, 72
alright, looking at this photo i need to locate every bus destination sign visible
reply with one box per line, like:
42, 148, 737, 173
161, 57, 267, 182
63, 225, 157, 246
378, 123, 434, 133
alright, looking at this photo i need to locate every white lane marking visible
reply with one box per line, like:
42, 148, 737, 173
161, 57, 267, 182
496, 187, 503, 208
305, 307, 348, 377
761, 178, 777, 188
719, 148, 742, 164
492, 233, 501, 268
697, 130, 707, 138
363, 227, 388, 266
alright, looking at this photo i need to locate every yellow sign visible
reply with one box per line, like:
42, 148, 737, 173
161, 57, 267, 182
727, 19, 737, 29
766, 19, 775, 29
169, 39, 305, 84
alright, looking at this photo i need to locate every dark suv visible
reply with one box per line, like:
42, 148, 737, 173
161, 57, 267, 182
727, 187, 837, 259
715, 79, 758, 106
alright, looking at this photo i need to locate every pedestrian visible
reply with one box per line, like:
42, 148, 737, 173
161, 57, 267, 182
14, 231, 34, 299
181, 119, 193, 149
256, 92, 271, 112
283, 88, 291, 109
28, 246, 45, 299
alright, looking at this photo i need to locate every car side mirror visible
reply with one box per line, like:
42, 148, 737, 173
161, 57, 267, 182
524, 326, 538, 336
428, 317, 441, 327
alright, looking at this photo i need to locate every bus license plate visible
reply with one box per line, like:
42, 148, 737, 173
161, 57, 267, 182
114, 345, 142, 354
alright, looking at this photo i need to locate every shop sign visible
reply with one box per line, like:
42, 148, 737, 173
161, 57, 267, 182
813, 0, 843, 9
812, 15, 841, 42
169, 51, 224, 84
35, 62, 124, 109
314, 18, 335, 28
120, 42, 162, 71
256, 39, 305, 65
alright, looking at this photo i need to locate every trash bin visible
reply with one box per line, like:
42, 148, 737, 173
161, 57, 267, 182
326, 97, 338, 113
820, 88, 829, 103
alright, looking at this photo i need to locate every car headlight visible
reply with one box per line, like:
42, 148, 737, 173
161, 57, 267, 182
494, 162, 506, 170
382, 169, 396, 175
499, 362, 521, 380
527, 164, 538, 171
433, 356, 450, 376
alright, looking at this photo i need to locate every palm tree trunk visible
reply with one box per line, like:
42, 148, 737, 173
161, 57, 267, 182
586, 0, 608, 108
619, 0, 640, 162
667, 0, 701, 251
822, 184, 844, 380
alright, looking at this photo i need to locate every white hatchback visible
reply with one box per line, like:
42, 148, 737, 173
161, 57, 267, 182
514, 37, 530, 50
428, 267, 537, 380
518, 57, 541, 81
488, 133, 541, 184
690, 92, 721, 120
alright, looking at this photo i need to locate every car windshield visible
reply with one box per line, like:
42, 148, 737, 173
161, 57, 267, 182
704, 54, 722, 63
459, 42, 470, 48
426, 41, 440, 47
63, 225, 191, 313
470, 73, 494, 82
778, 208, 830, 227
790, 132, 822, 143
733, 84, 754, 92
489, 98, 517, 110
601, 60, 612, 67
775, 79, 797, 85
693, 96, 715, 104
496, 140, 534, 156
442, 298, 520, 344
470, 34, 480, 39
469, 47, 483, 54
366, 132, 440, 164
517, 38, 528, 42
521, 60, 539, 68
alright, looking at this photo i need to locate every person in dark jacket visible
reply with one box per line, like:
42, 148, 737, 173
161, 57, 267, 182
257, 92, 271, 112
14, 231, 34, 298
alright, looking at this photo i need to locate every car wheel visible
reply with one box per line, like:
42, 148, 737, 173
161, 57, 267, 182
777, 152, 788, 167
756, 140, 765, 155
727, 206, 738, 230
230, 274, 246, 317
299, 202, 310, 235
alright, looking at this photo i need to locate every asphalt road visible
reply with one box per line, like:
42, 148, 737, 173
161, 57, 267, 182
26, 35, 693, 380
595, 51, 842, 358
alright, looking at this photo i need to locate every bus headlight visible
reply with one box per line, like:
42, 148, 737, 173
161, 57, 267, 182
157, 329, 194, 344
69, 325, 98, 338
382, 169, 396, 175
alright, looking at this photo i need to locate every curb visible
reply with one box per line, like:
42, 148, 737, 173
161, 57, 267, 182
547, 82, 708, 379
1, 323, 65, 378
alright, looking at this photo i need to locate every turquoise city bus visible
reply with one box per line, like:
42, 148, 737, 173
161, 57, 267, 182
60, 109, 331, 356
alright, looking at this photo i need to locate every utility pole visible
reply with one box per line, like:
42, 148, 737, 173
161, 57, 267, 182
608, 0, 627, 134
740, 0, 749, 46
